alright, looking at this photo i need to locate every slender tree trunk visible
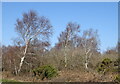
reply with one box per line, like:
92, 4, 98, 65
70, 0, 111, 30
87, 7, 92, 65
64, 46, 67, 68
14, 65, 18, 75
85, 49, 92, 70
85, 63, 88, 69
18, 41, 29, 73
85, 52, 88, 69
13, 58, 18, 75
64, 29, 70, 68
84, 49, 90, 70
85, 57, 88, 69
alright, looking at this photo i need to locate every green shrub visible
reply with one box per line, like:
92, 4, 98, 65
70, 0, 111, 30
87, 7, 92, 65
113, 59, 120, 72
96, 58, 113, 74
114, 75, 120, 83
33, 65, 58, 80
102, 58, 112, 65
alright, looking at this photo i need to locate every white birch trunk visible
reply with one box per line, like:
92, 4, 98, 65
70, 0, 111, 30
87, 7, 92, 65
64, 46, 67, 68
85, 62, 88, 69
64, 29, 71, 68
85, 52, 88, 69
18, 41, 29, 73
85, 49, 92, 70
14, 65, 18, 75
84, 48, 90, 70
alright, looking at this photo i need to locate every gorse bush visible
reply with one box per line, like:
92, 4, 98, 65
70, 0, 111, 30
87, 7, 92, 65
33, 65, 58, 80
113, 58, 120, 72
96, 58, 113, 74
114, 75, 120, 83
102, 58, 112, 65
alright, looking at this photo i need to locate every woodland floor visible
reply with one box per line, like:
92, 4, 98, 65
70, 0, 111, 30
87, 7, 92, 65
2, 70, 117, 82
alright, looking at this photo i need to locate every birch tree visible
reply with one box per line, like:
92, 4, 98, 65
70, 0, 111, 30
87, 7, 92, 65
80, 29, 100, 70
58, 22, 80, 68
15, 10, 52, 74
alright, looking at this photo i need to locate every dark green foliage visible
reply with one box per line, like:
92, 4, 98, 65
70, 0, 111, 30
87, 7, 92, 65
114, 75, 120, 83
113, 58, 120, 72
114, 58, 120, 66
102, 58, 112, 65
32, 65, 58, 80
96, 58, 113, 74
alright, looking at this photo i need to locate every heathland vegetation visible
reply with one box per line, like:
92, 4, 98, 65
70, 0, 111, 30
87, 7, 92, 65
1, 10, 119, 83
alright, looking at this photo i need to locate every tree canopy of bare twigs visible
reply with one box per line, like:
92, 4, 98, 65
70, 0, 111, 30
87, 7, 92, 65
15, 10, 52, 74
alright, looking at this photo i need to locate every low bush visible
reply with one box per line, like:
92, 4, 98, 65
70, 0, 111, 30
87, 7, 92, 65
33, 65, 58, 80
96, 58, 113, 74
114, 75, 120, 83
